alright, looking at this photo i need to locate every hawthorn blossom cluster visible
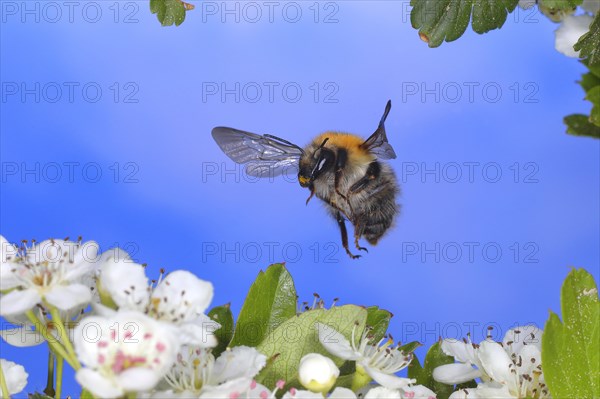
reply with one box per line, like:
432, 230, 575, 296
0, 236, 437, 399
519, 0, 599, 58
0, 236, 553, 399
433, 326, 550, 399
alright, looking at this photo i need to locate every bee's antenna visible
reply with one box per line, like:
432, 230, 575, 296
264, 134, 305, 154
319, 137, 330, 149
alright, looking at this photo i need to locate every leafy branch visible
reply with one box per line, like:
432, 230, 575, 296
150, 0, 194, 27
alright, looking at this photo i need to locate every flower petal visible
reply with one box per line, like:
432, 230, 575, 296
329, 387, 357, 399
76, 368, 124, 399
433, 363, 481, 385
0, 289, 41, 316
0, 359, 28, 395
152, 270, 214, 316
363, 364, 415, 389
209, 346, 267, 384
316, 323, 359, 361
469, 383, 512, 398
282, 390, 324, 399
502, 325, 543, 354
555, 15, 593, 58
440, 339, 477, 364
199, 377, 253, 399
515, 344, 542, 376
582, 0, 600, 14
364, 387, 402, 399
0, 327, 45, 347
478, 341, 514, 387
99, 259, 149, 310
118, 367, 164, 392
177, 316, 219, 348
45, 283, 92, 310
403, 384, 437, 399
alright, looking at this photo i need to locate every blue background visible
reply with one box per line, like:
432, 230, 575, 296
1, 1, 599, 397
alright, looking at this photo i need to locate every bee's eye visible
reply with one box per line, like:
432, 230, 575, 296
316, 156, 328, 172
311, 149, 334, 179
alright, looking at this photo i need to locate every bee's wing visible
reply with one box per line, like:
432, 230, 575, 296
360, 100, 397, 160
212, 127, 303, 177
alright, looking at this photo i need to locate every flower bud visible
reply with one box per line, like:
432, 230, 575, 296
298, 353, 339, 394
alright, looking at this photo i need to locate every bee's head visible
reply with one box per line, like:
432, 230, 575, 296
298, 137, 334, 188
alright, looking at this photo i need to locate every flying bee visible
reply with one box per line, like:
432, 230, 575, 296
211, 100, 399, 259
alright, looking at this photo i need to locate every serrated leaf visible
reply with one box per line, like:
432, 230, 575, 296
565, 114, 600, 137
542, 268, 600, 399
410, 0, 519, 48
150, 0, 186, 26
230, 264, 297, 347
408, 342, 456, 399
587, 86, 600, 126
208, 304, 234, 357
365, 306, 392, 342
575, 12, 600, 67
579, 71, 600, 92
256, 305, 368, 389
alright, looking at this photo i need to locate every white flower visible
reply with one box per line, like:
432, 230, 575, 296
316, 323, 414, 390
298, 353, 340, 393
160, 345, 266, 398
283, 387, 357, 399
359, 385, 436, 399
0, 359, 28, 396
435, 326, 549, 399
97, 265, 219, 348
0, 238, 100, 317
148, 271, 217, 348
582, 0, 600, 14
0, 243, 129, 348
0, 236, 19, 290
98, 258, 150, 310
555, 14, 593, 57
74, 310, 180, 399
432, 336, 484, 385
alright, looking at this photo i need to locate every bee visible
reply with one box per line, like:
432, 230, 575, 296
211, 100, 399, 259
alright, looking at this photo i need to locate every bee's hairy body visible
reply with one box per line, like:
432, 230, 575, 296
300, 132, 399, 248
211, 100, 398, 259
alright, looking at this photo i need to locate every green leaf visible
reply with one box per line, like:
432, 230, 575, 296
579, 71, 600, 92
365, 306, 392, 342
79, 389, 95, 399
408, 342, 456, 399
542, 268, 600, 399
208, 303, 235, 357
574, 12, 600, 67
256, 305, 368, 389
150, 0, 186, 26
565, 114, 600, 137
399, 340, 423, 354
587, 86, 600, 126
230, 264, 297, 347
410, 0, 519, 48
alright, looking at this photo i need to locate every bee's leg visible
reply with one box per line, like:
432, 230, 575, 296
353, 222, 369, 253
305, 184, 316, 205
334, 149, 358, 217
349, 161, 381, 194
334, 210, 361, 259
